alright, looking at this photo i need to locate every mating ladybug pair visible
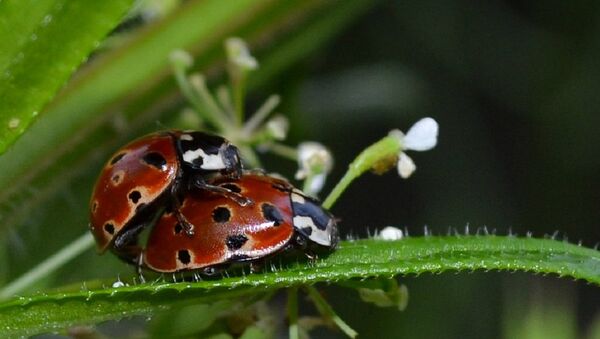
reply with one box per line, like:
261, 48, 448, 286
89, 131, 337, 274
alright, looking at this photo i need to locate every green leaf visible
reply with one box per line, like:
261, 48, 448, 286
0, 236, 597, 337
0, 0, 134, 154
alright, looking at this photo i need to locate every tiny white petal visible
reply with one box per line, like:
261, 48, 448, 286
308, 173, 326, 194
404, 117, 438, 151
397, 152, 416, 178
379, 226, 404, 241
225, 37, 258, 71
297, 142, 333, 174
266, 115, 289, 140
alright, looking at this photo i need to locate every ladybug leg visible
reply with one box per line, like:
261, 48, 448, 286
249, 261, 263, 273
190, 175, 253, 206
111, 221, 148, 263
136, 253, 146, 284
166, 186, 196, 237
305, 251, 318, 262
113, 221, 147, 250
112, 244, 142, 264
202, 266, 220, 276
175, 210, 195, 237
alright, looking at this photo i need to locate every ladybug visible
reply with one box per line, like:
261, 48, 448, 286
141, 173, 338, 274
89, 130, 249, 259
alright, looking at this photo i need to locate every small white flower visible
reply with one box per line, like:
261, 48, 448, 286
265, 115, 289, 140
390, 117, 438, 178
378, 226, 404, 241
225, 37, 258, 71
306, 174, 326, 195
295, 142, 334, 194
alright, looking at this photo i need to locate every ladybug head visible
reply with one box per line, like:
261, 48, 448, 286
177, 131, 243, 177
290, 190, 338, 250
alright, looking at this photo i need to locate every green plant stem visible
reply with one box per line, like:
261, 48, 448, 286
239, 144, 262, 169
305, 285, 357, 338
189, 74, 233, 131
266, 142, 298, 161
172, 65, 226, 131
216, 85, 235, 121
0, 233, 94, 299
288, 286, 299, 339
232, 71, 247, 126
322, 134, 401, 209
242, 94, 280, 136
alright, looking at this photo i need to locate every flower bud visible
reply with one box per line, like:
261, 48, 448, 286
225, 37, 258, 71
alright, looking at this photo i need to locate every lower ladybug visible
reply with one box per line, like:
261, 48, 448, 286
89, 130, 250, 260
140, 173, 338, 274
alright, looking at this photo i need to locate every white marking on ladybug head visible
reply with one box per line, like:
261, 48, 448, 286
290, 191, 305, 204
182, 148, 226, 170
293, 215, 333, 246
180, 134, 193, 141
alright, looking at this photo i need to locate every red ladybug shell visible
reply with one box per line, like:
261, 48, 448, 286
90, 132, 179, 252
143, 174, 295, 272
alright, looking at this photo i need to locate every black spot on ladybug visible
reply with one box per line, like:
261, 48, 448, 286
226, 234, 248, 250
292, 201, 331, 230
174, 223, 183, 234
220, 183, 241, 193
92, 201, 98, 213
104, 223, 115, 235
261, 203, 283, 226
128, 190, 142, 204
110, 153, 126, 165
212, 206, 231, 223
177, 250, 191, 265
142, 152, 167, 170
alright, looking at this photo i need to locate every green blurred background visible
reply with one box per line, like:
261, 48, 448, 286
292, 2, 600, 338
2, 1, 599, 338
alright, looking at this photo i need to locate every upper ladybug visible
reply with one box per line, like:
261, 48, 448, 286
89, 130, 247, 255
